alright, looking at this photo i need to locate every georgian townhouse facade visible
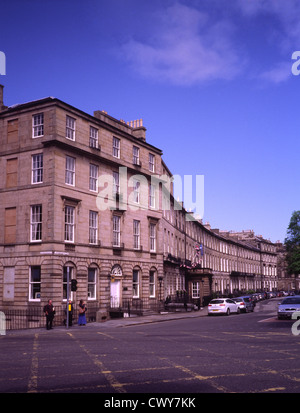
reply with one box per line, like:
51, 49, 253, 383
0, 85, 278, 321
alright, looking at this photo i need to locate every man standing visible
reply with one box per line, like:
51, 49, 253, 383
44, 299, 55, 330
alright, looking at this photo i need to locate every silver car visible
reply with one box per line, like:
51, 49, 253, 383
277, 296, 300, 320
208, 298, 240, 316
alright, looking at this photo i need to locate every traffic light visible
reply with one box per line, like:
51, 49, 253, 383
71, 279, 77, 291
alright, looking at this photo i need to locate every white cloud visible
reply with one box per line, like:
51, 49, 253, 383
119, 1, 300, 86
259, 61, 292, 84
236, 0, 300, 48
121, 3, 242, 86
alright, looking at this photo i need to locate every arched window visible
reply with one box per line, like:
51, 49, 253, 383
111, 264, 122, 277
63, 262, 76, 301
88, 265, 98, 300
133, 267, 140, 298
149, 268, 157, 298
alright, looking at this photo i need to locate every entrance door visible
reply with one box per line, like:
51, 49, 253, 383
110, 280, 121, 308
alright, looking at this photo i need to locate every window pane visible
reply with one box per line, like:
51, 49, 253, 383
133, 269, 139, 297
65, 206, 74, 242
32, 154, 43, 183
113, 216, 120, 246
31, 205, 42, 241
33, 113, 44, 137
89, 211, 98, 244
30, 266, 41, 300
88, 268, 96, 299
66, 116, 75, 140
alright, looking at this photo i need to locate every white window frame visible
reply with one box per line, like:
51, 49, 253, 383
133, 179, 140, 204
113, 137, 120, 158
149, 270, 156, 298
133, 146, 140, 165
32, 153, 43, 184
150, 223, 156, 252
30, 205, 42, 242
89, 210, 98, 244
192, 281, 200, 299
113, 215, 120, 247
149, 184, 156, 209
89, 164, 98, 192
133, 220, 140, 250
89, 126, 98, 148
133, 269, 139, 298
66, 115, 76, 141
29, 266, 41, 302
65, 156, 75, 186
64, 205, 75, 243
88, 268, 97, 300
32, 113, 44, 138
113, 171, 120, 195
149, 153, 155, 172
63, 266, 74, 301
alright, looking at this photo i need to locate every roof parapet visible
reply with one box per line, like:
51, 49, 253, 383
94, 110, 146, 141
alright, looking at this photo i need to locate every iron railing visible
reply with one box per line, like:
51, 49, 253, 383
1, 302, 100, 331
109, 297, 164, 316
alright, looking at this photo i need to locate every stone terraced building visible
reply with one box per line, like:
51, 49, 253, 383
0, 85, 278, 323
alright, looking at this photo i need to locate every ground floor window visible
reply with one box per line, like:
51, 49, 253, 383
63, 266, 74, 301
133, 269, 139, 298
29, 266, 41, 301
149, 269, 156, 297
88, 268, 97, 300
192, 281, 200, 299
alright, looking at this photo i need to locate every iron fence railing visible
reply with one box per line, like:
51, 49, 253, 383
1, 302, 100, 331
109, 297, 164, 316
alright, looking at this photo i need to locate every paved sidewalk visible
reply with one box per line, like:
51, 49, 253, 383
95, 306, 208, 328
3, 307, 208, 336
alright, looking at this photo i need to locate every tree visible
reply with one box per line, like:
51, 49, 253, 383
284, 211, 300, 276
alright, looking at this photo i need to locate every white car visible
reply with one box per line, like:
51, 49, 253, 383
208, 298, 240, 316
278, 296, 300, 319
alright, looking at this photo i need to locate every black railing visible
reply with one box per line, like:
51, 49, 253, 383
1, 302, 100, 331
109, 297, 164, 316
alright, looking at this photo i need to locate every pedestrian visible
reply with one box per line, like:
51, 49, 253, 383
78, 299, 87, 326
43, 299, 55, 330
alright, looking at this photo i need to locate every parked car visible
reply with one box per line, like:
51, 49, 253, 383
277, 296, 300, 320
208, 298, 240, 316
232, 296, 254, 313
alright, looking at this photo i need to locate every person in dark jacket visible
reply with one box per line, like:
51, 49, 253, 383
44, 299, 55, 330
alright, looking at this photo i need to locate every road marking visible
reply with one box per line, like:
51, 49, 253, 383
67, 332, 126, 393
97, 331, 115, 339
259, 387, 286, 393
27, 333, 39, 393
159, 357, 231, 393
258, 317, 278, 323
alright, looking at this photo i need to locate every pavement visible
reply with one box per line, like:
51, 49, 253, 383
4, 306, 209, 335
92, 306, 209, 328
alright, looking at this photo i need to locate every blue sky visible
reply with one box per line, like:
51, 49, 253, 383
1, 0, 300, 243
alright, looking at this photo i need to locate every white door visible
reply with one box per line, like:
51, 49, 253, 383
110, 280, 121, 308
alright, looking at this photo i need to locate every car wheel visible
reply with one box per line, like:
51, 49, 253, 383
226, 308, 230, 316
236, 307, 240, 314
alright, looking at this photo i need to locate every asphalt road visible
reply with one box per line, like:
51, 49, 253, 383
1, 298, 300, 395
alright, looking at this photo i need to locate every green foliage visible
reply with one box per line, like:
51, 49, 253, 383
285, 211, 300, 275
